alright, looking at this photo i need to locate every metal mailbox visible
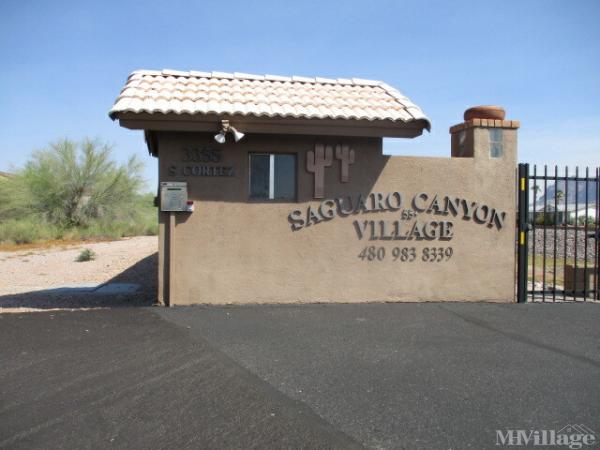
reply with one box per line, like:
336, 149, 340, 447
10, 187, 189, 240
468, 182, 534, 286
160, 182, 188, 212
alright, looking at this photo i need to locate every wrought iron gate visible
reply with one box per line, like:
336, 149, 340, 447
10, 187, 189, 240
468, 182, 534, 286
517, 164, 600, 302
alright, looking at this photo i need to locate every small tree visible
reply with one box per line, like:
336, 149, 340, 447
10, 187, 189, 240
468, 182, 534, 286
0, 139, 145, 227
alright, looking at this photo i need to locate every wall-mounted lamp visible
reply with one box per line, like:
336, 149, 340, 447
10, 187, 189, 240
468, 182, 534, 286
214, 119, 245, 144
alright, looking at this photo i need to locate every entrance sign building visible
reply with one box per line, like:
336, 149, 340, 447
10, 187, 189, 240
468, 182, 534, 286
110, 69, 519, 305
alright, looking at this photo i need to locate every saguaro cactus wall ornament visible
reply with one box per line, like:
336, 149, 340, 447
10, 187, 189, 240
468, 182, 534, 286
307, 143, 333, 198
335, 144, 355, 183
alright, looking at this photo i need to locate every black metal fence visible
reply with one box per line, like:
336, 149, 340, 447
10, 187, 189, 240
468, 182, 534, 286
517, 164, 600, 302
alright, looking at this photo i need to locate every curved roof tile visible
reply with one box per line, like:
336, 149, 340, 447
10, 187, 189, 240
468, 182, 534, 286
109, 69, 431, 131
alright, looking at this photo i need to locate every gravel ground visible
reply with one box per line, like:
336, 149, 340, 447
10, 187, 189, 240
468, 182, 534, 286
529, 227, 598, 260
0, 236, 158, 312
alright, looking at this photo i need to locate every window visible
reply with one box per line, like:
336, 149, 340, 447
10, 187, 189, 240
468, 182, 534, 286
489, 129, 503, 158
249, 153, 296, 200
456, 130, 469, 156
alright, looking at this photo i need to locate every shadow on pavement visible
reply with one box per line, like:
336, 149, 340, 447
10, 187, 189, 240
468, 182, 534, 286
0, 308, 360, 449
0, 252, 158, 309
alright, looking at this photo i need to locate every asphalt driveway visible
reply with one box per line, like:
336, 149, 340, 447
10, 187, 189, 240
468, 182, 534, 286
2, 303, 599, 449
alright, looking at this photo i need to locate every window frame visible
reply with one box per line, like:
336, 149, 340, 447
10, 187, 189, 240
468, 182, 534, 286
489, 128, 503, 158
248, 152, 298, 202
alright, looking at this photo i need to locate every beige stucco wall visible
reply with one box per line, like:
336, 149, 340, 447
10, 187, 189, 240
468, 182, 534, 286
157, 127, 517, 305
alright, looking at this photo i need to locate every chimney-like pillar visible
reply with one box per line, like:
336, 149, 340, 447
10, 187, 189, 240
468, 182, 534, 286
449, 105, 519, 161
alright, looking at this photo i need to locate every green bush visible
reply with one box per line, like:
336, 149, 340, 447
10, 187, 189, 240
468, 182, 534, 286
578, 216, 596, 226
0, 218, 63, 244
566, 216, 597, 226
534, 212, 558, 225
0, 138, 158, 245
76, 248, 96, 262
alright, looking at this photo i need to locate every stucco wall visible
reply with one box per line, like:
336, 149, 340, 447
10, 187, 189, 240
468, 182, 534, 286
157, 129, 516, 305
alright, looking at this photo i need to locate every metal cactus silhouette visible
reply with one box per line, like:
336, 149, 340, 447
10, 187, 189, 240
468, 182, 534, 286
335, 144, 355, 183
307, 143, 333, 198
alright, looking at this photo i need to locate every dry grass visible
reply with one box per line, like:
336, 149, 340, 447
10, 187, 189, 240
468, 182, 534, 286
0, 237, 119, 253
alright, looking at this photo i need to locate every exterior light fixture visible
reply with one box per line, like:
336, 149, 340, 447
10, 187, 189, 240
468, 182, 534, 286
214, 119, 245, 144
232, 128, 245, 142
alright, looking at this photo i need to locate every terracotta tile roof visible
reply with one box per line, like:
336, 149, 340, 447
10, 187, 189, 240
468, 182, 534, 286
109, 69, 430, 131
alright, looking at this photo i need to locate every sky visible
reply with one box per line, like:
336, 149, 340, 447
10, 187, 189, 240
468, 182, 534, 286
0, 0, 599, 190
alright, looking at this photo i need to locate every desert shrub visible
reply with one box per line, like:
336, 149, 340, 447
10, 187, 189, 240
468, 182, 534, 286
76, 248, 96, 262
566, 216, 597, 226
20, 138, 145, 226
578, 216, 595, 226
0, 139, 157, 244
0, 218, 63, 244
534, 212, 558, 225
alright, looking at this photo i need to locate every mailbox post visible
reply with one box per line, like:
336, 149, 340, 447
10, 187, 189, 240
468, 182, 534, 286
160, 182, 190, 305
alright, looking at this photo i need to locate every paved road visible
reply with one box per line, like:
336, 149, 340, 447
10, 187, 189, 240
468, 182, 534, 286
0, 308, 359, 450
2, 303, 600, 449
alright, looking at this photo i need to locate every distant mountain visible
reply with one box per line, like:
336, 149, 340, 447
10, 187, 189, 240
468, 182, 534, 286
535, 179, 597, 207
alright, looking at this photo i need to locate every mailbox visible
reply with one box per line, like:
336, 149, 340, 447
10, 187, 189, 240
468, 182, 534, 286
160, 182, 190, 212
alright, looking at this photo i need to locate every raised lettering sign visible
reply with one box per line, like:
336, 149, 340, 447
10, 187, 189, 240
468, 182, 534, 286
167, 147, 235, 177
287, 192, 506, 234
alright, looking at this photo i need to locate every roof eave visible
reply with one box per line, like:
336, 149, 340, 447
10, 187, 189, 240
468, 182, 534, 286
112, 112, 429, 139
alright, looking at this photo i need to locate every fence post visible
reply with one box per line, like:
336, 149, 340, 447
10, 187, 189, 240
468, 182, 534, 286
596, 167, 600, 300
517, 163, 530, 303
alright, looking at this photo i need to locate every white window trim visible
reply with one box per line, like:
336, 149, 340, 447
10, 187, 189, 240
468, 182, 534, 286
249, 153, 296, 201
268, 154, 275, 200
